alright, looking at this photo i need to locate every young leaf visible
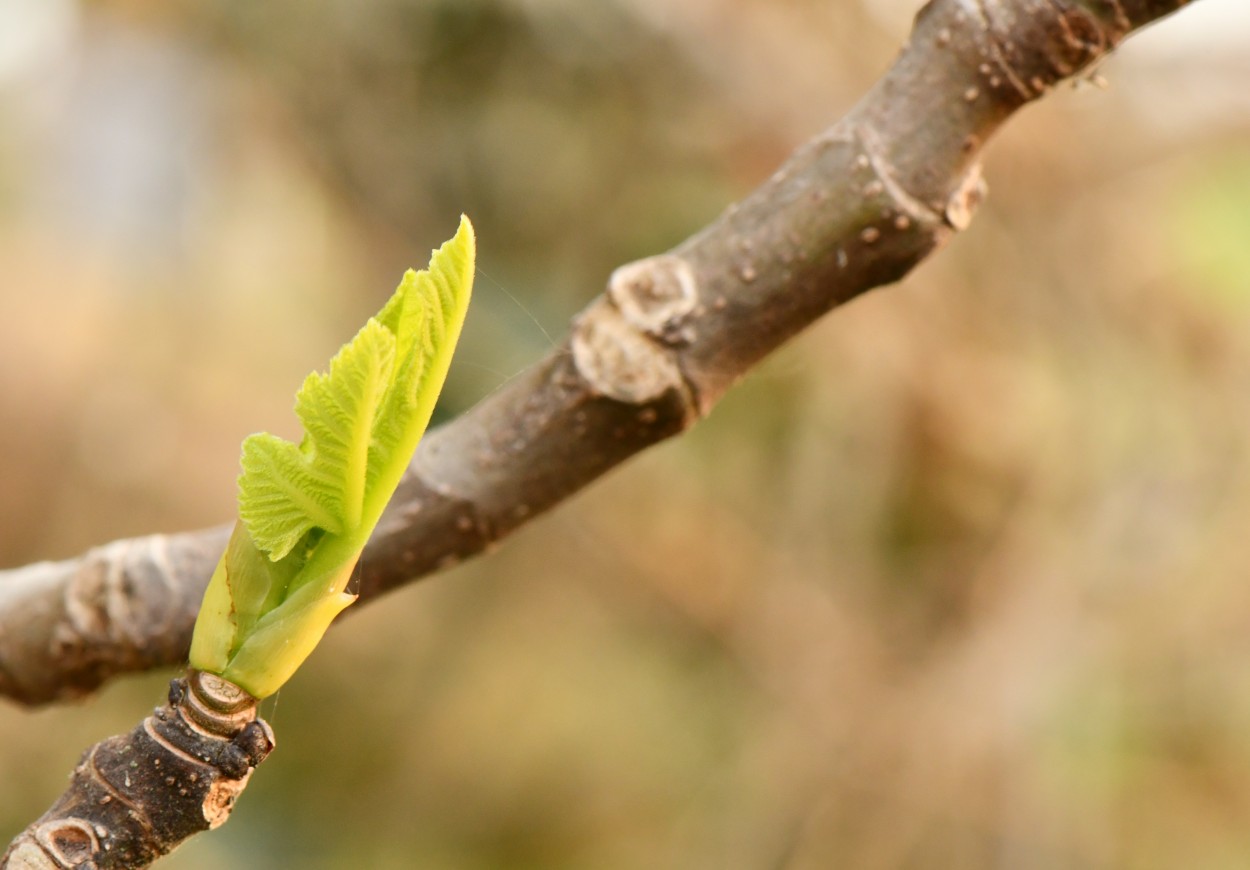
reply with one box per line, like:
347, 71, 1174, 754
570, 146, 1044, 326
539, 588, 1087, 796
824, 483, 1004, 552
238, 318, 396, 560
189, 216, 475, 697
365, 228, 476, 520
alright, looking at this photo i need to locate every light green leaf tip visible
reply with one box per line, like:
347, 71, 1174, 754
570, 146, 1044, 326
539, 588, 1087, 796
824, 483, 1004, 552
189, 216, 475, 697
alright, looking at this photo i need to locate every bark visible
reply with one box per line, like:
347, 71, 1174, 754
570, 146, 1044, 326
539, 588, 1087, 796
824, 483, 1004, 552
0, 0, 1198, 707
2, 672, 273, 869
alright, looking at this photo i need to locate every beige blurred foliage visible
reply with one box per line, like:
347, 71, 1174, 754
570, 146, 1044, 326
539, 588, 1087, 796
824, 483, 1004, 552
2, 0, 1249, 867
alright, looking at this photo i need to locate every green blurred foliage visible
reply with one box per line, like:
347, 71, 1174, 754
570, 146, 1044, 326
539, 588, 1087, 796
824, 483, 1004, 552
1174, 152, 1250, 312
1, 1, 1249, 868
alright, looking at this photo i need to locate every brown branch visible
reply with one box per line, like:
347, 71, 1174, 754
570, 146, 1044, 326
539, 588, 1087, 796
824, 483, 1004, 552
2, 671, 272, 869
0, 0, 1197, 707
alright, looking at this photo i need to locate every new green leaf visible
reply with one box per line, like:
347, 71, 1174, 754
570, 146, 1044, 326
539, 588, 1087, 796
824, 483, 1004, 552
189, 216, 475, 697
239, 318, 395, 560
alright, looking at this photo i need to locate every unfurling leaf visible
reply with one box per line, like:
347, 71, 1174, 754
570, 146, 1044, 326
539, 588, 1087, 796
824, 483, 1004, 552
190, 216, 475, 697
238, 318, 395, 560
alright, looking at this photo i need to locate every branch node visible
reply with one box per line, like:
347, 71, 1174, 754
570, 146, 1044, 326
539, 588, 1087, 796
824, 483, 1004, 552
855, 124, 946, 228
570, 255, 702, 415
944, 162, 987, 230
607, 255, 699, 343
571, 302, 693, 409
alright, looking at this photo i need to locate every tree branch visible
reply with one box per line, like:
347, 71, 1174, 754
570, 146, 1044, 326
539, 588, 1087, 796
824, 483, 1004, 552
0, 0, 1197, 706
3, 671, 272, 868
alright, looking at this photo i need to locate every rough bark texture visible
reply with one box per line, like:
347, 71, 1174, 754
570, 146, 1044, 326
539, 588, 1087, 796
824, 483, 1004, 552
0, 0, 1197, 707
2, 672, 272, 869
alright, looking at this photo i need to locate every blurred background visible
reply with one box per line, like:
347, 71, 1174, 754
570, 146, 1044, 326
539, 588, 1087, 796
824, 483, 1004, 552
1, 0, 1249, 867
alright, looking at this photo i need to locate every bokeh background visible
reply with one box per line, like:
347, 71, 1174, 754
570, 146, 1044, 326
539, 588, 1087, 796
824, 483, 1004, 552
2, 0, 1249, 867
